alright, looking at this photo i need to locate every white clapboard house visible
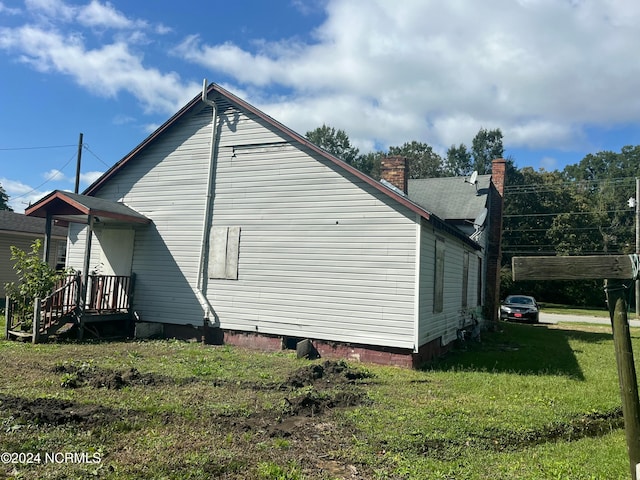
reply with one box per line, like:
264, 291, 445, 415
24, 83, 505, 366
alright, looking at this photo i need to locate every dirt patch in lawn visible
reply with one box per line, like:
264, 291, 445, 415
53, 363, 174, 389
0, 394, 128, 428
215, 360, 373, 439
282, 360, 373, 388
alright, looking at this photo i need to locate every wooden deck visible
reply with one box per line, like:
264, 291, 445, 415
5, 273, 136, 342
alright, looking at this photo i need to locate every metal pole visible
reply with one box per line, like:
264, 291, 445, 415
75, 133, 83, 194
635, 177, 640, 318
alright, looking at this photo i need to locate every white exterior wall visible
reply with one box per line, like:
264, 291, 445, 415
207, 102, 418, 349
64, 96, 483, 352
417, 221, 483, 347
67, 106, 214, 324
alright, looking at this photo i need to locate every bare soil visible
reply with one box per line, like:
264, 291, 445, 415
4, 360, 372, 458
0, 394, 128, 428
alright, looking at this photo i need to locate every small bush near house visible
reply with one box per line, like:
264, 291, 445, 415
4, 239, 67, 329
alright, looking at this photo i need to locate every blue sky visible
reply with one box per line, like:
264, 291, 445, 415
1, 0, 640, 212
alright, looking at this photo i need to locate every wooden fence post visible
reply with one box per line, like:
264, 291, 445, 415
32, 299, 41, 344
606, 279, 640, 480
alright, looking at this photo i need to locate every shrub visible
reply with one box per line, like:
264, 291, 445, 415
4, 239, 66, 329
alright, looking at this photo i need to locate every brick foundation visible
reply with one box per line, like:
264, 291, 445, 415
155, 323, 451, 368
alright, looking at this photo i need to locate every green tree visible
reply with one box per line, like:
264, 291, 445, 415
387, 140, 444, 179
305, 124, 360, 165
562, 147, 638, 255
471, 128, 504, 175
352, 151, 383, 179
0, 182, 11, 211
500, 167, 600, 305
445, 143, 473, 176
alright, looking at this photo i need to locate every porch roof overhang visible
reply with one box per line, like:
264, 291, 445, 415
25, 190, 150, 225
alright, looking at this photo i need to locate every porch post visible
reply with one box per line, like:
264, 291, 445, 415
42, 212, 52, 264
82, 215, 94, 307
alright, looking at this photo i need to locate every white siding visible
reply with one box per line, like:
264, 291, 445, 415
65, 97, 498, 351
67, 106, 214, 324
206, 103, 418, 348
417, 222, 484, 347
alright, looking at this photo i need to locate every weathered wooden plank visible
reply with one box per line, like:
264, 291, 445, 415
512, 255, 635, 281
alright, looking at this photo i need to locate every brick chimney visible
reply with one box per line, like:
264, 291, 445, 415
381, 156, 409, 194
491, 158, 506, 196
485, 158, 507, 325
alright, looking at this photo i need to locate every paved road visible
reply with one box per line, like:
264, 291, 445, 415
540, 312, 640, 327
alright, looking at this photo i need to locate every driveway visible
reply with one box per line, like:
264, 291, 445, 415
539, 312, 640, 328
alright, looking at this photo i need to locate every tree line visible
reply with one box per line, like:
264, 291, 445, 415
305, 124, 505, 179
501, 147, 639, 308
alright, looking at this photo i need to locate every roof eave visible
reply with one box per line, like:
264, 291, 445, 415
25, 190, 150, 225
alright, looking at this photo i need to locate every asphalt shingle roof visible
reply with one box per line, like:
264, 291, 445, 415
0, 210, 67, 237
407, 175, 491, 221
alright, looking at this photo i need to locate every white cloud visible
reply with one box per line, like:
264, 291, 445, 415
25, 0, 152, 31
25, 0, 75, 21
80, 170, 103, 184
43, 169, 67, 182
0, 25, 199, 114
0, 177, 50, 212
76, 0, 144, 29
143, 123, 161, 133
175, 0, 640, 152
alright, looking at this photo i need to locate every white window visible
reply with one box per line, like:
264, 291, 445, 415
208, 227, 241, 280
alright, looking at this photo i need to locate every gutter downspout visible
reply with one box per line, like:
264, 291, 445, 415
197, 79, 218, 325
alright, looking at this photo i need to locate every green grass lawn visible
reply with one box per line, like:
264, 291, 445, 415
540, 303, 612, 317
0, 314, 636, 479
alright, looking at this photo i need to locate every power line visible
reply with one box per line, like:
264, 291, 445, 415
505, 176, 636, 194
503, 250, 631, 256
9, 151, 77, 202
0, 144, 76, 151
504, 209, 633, 218
82, 144, 112, 169
505, 226, 621, 233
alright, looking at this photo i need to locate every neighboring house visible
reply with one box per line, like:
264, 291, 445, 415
26, 83, 504, 367
0, 210, 67, 299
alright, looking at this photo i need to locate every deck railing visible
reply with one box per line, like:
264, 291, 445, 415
6, 272, 135, 342
39, 273, 82, 332
87, 274, 135, 313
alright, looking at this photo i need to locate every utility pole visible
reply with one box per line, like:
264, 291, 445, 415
635, 177, 640, 318
74, 133, 83, 194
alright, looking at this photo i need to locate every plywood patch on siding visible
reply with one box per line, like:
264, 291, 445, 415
209, 226, 240, 280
